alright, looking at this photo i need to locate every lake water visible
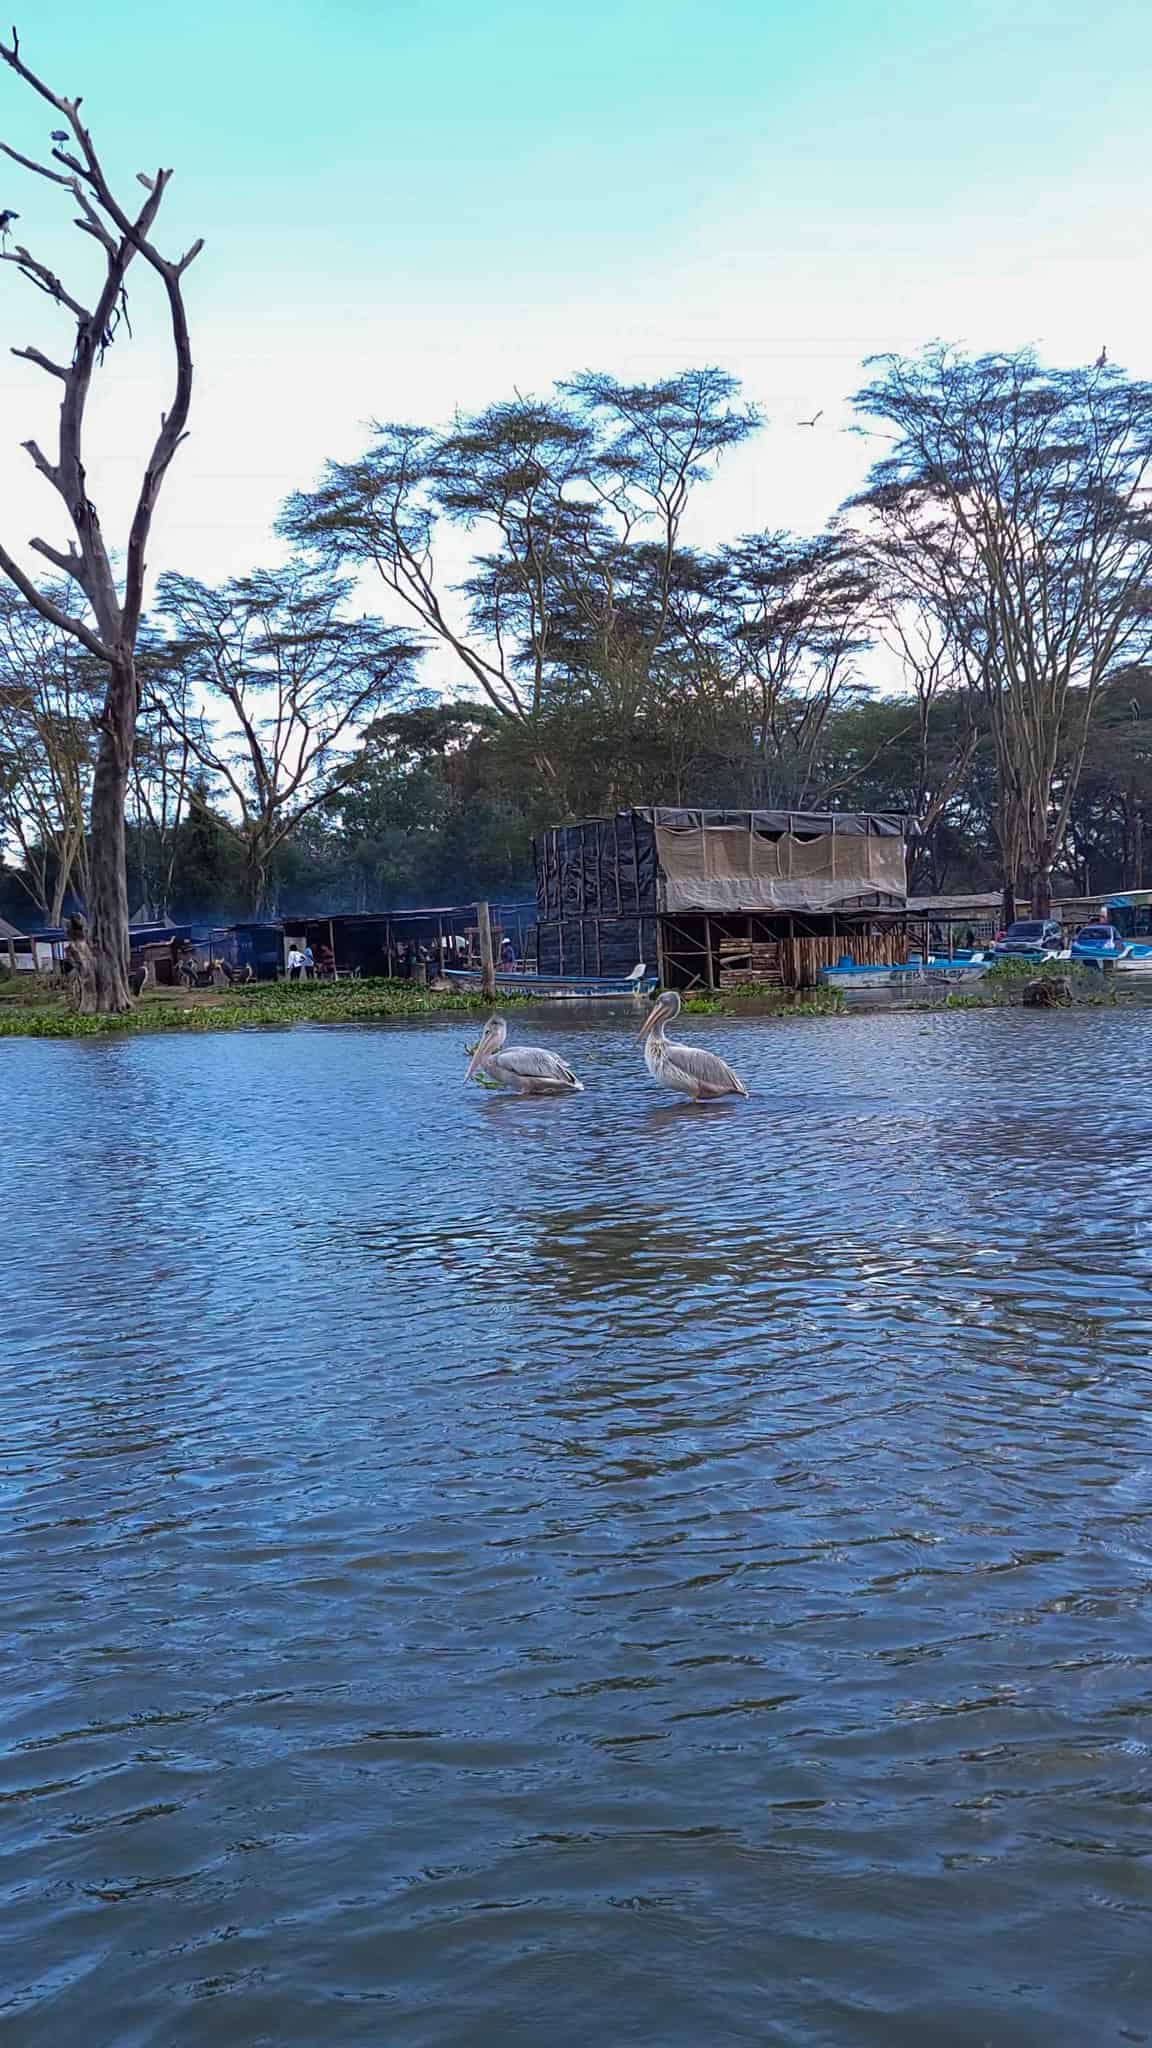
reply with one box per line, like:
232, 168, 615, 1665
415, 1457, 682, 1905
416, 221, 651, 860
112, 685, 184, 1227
4, 1007, 1152, 2046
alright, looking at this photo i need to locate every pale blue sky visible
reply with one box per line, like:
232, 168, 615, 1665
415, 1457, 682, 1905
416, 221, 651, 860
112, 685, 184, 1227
0, 0, 1147, 588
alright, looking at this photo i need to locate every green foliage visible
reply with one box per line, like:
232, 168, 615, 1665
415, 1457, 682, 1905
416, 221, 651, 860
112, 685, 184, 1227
6, 353, 1152, 927
683, 986, 845, 1017
0, 977, 523, 1039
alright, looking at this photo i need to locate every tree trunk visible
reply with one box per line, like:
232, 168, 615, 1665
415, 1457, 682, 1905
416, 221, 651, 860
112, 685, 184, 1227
1000, 877, 1016, 928
50, 864, 69, 928
82, 659, 136, 1014
1029, 865, 1053, 918
246, 848, 270, 919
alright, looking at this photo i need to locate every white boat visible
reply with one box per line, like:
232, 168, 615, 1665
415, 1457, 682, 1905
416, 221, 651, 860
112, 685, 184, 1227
1113, 946, 1152, 979
820, 954, 989, 994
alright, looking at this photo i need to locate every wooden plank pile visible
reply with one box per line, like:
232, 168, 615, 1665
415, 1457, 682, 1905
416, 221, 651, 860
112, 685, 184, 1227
717, 936, 782, 988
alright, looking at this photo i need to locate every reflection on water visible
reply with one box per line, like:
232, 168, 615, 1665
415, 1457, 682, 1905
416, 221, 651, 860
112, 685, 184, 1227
4, 1008, 1152, 2045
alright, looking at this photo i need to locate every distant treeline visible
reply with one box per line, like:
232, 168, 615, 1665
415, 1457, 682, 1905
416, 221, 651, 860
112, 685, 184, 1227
4, 346, 1152, 931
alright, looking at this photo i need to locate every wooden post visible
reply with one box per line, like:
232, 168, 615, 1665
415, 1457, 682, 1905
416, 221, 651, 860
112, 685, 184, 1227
704, 915, 716, 990
477, 900, 496, 1000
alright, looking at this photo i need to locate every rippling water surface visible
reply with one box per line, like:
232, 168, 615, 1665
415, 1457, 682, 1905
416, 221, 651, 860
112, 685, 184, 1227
4, 1007, 1152, 2046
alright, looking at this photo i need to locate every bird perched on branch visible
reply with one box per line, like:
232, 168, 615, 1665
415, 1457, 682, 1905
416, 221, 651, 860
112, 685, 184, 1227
1095, 346, 1108, 369
0, 208, 19, 244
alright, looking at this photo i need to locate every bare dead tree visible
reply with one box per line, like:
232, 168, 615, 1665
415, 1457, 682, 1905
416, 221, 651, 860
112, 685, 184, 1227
0, 29, 201, 1009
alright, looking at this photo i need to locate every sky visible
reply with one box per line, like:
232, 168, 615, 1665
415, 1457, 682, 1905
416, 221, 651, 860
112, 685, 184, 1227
0, 0, 1148, 611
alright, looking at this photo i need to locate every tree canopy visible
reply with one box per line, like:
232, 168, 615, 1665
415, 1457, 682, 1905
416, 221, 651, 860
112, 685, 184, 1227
3, 347, 1151, 930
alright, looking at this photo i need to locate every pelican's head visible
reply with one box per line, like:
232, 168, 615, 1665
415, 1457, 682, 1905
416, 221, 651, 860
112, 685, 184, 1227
464, 1013, 507, 1081
639, 988, 680, 1040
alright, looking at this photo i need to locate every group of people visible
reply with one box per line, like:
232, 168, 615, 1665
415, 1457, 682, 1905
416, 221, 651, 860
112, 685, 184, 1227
393, 934, 518, 983
286, 940, 335, 981
168, 936, 253, 989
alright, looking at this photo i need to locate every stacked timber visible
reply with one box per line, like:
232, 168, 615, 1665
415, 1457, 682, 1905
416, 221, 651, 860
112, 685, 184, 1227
717, 937, 782, 988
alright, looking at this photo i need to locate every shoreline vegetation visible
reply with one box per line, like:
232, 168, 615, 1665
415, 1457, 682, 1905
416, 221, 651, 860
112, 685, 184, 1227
0, 961, 1142, 1037
0, 976, 846, 1038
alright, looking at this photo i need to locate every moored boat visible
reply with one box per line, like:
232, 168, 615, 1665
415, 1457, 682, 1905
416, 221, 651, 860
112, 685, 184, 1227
442, 966, 658, 1000
1069, 924, 1152, 977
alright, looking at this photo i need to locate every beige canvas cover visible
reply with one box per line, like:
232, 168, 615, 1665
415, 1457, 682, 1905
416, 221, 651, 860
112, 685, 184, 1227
654, 818, 906, 912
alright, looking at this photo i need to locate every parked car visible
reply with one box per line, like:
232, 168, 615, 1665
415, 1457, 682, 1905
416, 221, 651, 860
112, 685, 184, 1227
990, 918, 1064, 959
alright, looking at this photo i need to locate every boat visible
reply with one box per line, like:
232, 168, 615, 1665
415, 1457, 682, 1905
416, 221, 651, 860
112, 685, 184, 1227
1070, 924, 1152, 978
442, 964, 659, 1001
820, 958, 927, 992
819, 953, 989, 994
925, 957, 990, 984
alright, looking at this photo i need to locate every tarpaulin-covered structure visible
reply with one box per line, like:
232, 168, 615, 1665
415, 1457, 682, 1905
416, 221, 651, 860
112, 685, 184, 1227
534, 807, 909, 987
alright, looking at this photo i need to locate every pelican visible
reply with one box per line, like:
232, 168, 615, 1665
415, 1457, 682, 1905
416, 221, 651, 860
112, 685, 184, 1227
639, 989, 749, 1102
465, 1014, 584, 1095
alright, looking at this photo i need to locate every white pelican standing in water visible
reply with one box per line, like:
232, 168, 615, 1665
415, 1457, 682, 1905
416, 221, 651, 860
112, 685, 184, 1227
639, 989, 749, 1102
465, 1014, 584, 1095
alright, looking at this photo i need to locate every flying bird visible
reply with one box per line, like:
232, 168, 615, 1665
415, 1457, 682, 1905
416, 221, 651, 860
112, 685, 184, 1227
1095, 346, 1108, 369
799, 410, 824, 427
639, 989, 748, 1102
464, 1014, 584, 1096
50, 129, 68, 143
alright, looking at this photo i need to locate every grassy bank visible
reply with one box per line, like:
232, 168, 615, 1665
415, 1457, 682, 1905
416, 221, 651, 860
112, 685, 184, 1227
944, 959, 1123, 1009
0, 976, 518, 1039
8, 961, 1121, 1039
683, 988, 845, 1017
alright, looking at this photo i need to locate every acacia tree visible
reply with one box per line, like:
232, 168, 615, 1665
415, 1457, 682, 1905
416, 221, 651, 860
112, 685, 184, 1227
155, 564, 423, 913
713, 530, 877, 804
864, 563, 982, 854
128, 635, 198, 919
852, 347, 1152, 917
0, 580, 101, 920
280, 370, 757, 772
0, 31, 201, 1008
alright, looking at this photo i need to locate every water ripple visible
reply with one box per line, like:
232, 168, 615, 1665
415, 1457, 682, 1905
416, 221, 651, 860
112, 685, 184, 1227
3, 1008, 1152, 2044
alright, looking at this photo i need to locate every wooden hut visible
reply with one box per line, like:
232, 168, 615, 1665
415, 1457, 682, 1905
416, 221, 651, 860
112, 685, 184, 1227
534, 807, 909, 990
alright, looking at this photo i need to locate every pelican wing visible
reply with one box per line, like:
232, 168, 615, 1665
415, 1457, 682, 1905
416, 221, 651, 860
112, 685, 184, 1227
666, 1041, 748, 1097
497, 1046, 582, 1086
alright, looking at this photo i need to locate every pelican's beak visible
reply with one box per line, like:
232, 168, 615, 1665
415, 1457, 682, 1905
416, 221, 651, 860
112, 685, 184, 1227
464, 1022, 496, 1082
639, 997, 665, 1040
